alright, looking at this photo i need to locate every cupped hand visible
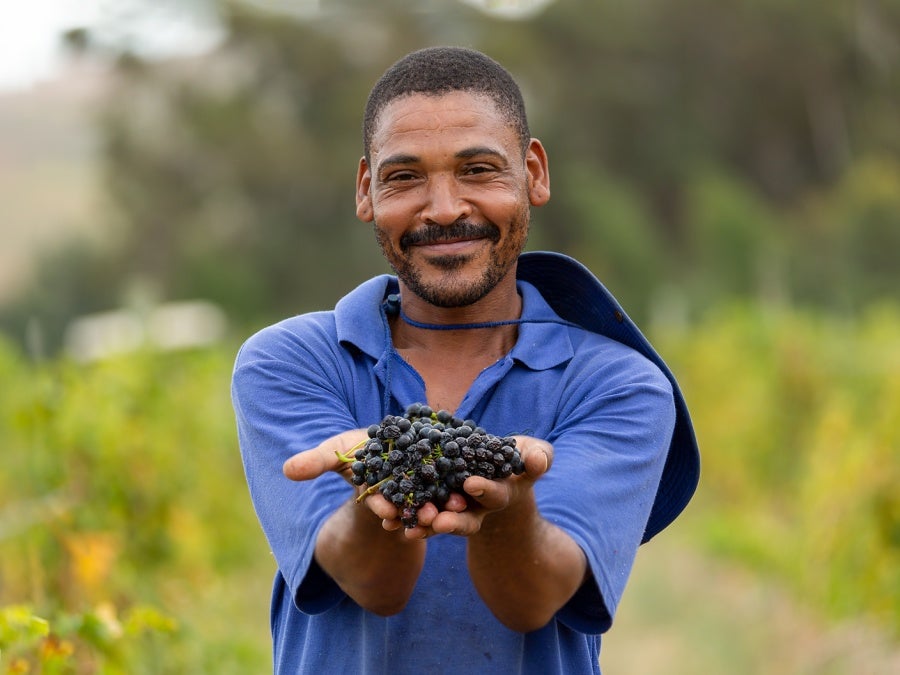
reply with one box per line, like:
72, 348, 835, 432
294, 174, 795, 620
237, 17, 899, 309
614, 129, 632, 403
282, 431, 552, 540
282, 430, 473, 534
405, 435, 553, 539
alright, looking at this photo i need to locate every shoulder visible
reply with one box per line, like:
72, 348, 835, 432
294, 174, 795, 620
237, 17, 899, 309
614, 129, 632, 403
549, 329, 675, 440
233, 273, 396, 371
570, 328, 672, 391
234, 311, 338, 372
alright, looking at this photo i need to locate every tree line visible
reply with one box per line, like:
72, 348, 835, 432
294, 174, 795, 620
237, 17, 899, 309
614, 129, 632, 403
2, 0, 898, 353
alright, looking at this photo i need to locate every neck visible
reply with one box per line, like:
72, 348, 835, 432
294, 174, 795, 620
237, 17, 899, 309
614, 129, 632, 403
389, 283, 522, 358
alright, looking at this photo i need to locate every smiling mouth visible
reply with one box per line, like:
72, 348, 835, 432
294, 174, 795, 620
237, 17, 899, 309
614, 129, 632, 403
414, 239, 486, 256
400, 221, 500, 251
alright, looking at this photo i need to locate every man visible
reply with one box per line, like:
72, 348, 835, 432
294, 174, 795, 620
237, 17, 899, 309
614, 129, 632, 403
232, 46, 699, 674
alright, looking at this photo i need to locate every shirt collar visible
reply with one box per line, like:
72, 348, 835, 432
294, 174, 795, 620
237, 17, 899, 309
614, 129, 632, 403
334, 274, 396, 361
509, 280, 573, 370
333, 274, 573, 370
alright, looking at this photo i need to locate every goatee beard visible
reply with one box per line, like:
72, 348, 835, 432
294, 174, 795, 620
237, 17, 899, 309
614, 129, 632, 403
374, 213, 528, 308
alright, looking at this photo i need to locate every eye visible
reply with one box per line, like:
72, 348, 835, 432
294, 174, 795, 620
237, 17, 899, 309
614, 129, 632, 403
463, 164, 496, 177
383, 170, 418, 183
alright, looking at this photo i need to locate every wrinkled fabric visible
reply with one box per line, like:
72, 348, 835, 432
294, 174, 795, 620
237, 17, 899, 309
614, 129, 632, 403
232, 274, 674, 674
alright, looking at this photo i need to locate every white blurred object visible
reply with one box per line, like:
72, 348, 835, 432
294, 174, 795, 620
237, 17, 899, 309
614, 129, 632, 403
64, 309, 144, 361
65, 300, 227, 361
459, 0, 556, 20
0, 0, 224, 93
146, 301, 227, 350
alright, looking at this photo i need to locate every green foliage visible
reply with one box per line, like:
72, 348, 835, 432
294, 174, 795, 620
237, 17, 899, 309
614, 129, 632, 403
1, 606, 49, 654
545, 163, 668, 316
91, 3, 405, 331
658, 302, 900, 635
682, 170, 786, 307
792, 155, 900, 310
0, 604, 177, 675
0, 240, 128, 357
1, 299, 899, 669
6, 0, 899, 352
0, 338, 272, 672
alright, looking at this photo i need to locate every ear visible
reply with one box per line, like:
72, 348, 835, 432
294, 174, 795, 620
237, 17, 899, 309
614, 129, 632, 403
525, 138, 550, 207
355, 157, 374, 222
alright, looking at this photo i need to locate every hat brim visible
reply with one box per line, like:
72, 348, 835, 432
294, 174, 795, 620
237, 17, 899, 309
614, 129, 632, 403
517, 251, 700, 543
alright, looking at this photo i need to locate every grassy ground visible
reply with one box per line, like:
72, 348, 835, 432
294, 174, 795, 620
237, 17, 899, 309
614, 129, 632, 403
601, 532, 900, 675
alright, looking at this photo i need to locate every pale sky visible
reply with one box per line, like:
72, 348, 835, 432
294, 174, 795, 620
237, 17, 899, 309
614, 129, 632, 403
0, 0, 223, 93
0, 0, 556, 93
0, 0, 101, 91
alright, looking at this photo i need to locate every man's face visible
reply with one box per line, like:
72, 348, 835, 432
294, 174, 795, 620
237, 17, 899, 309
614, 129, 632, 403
355, 91, 550, 308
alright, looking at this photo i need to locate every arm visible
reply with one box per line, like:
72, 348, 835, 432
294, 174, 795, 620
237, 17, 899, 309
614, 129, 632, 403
403, 354, 675, 633
283, 432, 428, 616
467, 481, 588, 632
412, 437, 587, 632
286, 433, 576, 625
232, 321, 440, 618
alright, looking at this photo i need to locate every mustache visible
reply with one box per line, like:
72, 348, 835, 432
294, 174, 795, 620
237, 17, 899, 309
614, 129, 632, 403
400, 220, 501, 249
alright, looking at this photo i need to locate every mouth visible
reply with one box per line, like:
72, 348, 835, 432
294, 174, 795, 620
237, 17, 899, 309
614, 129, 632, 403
414, 237, 486, 255
400, 221, 500, 252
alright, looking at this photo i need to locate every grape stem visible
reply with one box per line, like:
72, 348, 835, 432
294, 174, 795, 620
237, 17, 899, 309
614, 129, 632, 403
355, 477, 391, 503
335, 438, 368, 463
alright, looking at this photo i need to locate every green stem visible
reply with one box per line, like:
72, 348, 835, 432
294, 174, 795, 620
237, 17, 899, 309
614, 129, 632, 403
355, 476, 392, 503
335, 438, 368, 463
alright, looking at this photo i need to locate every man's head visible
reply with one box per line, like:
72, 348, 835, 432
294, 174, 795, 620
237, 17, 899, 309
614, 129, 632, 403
363, 46, 530, 164
356, 47, 549, 310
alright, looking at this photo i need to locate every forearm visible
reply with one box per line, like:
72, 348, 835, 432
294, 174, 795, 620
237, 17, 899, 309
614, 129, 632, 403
315, 497, 426, 616
467, 497, 587, 632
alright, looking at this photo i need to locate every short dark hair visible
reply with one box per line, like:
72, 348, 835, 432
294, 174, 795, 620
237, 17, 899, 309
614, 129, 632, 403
363, 46, 530, 162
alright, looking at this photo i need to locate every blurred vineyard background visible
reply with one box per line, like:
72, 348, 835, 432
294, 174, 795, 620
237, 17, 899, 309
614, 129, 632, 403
1, 0, 899, 672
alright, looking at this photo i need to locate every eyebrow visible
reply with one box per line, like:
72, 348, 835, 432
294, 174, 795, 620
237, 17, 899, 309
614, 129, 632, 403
456, 146, 505, 160
376, 153, 419, 174
376, 146, 506, 175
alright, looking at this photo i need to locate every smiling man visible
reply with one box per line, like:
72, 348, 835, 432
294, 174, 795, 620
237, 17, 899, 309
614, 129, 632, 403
358, 87, 542, 314
231, 46, 700, 674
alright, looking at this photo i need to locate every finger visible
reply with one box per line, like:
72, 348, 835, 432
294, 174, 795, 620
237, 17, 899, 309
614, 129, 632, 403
398, 501, 441, 540
414, 501, 440, 527
524, 446, 550, 478
282, 429, 366, 481
431, 510, 482, 537
515, 436, 553, 478
442, 491, 469, 513
358, 492, 404, 532
462, 475, 510, 511
399, 501, 460, 538
382, 518, 404, 532
403, 524, 431, 541
364, 492, 398, 521
283, 447, 340, 481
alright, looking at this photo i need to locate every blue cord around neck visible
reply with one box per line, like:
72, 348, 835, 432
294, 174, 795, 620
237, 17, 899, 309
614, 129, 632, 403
399, 309, 529, 331
379, 292, 580, 416
384, 292, 580, 332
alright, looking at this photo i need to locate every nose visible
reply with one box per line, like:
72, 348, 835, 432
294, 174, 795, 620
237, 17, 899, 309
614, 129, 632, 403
419, 174, 472, 226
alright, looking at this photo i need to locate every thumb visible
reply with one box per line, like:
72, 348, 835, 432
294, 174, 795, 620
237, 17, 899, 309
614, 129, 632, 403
283, 447, 338, 481
515, 436, 553, 479
283, 429, 366, 481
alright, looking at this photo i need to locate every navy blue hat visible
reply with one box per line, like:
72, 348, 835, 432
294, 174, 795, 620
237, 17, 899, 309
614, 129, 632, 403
517, 251, 700, 543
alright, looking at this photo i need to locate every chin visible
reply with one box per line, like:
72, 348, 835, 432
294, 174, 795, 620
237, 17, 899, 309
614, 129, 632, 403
415, 269, 505, 308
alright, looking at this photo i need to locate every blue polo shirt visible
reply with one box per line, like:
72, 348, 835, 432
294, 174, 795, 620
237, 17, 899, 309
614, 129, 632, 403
232, 271, 675, 674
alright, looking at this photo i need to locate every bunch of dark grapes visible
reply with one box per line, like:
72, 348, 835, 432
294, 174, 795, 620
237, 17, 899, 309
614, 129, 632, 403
339, 403, 525, 528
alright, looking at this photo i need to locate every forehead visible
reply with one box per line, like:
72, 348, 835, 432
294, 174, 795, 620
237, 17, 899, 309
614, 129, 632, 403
369, 91, 516, 156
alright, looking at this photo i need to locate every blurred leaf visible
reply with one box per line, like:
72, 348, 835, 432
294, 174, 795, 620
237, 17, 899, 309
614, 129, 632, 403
0, 606, 49, 649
